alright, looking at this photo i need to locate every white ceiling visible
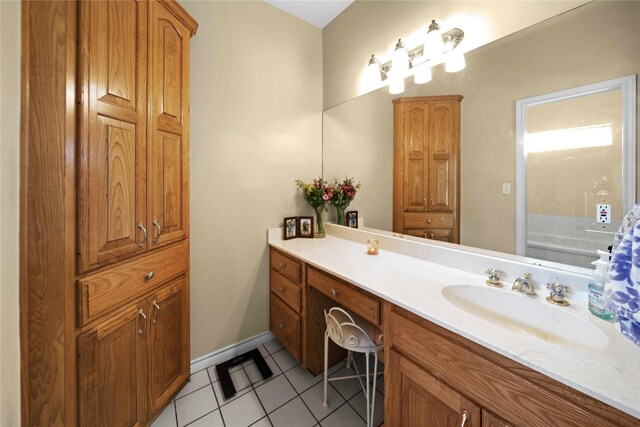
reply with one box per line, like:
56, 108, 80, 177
264, 0, 354, 28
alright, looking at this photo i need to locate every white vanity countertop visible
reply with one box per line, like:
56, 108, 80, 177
268, 227, 640, 419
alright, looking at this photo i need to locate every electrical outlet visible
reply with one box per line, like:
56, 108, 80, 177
502, 182, 511, 195
597, 204, 611, 224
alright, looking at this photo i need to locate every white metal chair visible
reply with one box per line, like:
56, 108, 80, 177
323, 307, 383, 427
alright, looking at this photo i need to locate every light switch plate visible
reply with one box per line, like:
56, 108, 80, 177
597, 204, 611, 224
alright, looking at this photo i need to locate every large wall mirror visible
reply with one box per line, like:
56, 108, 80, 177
322, 1, 640, 273
516, 76, 636, 268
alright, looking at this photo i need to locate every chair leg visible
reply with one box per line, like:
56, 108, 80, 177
370, 351, 378, 427
346, 350, 353, 369
323, 331, 329, 408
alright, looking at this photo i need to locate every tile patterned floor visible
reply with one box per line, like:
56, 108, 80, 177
152, 339, 384, 427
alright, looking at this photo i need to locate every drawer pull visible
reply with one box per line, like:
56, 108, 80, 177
430, 233, 434, 239
138, 309, 147, 335
145, 271, 155, 281
331, 289, 338, 297
279, 287, 286, 293
423, 198, 427, 208
152, 300, 160, 325
279, 323, 285, 329
460, 410, 469, 427
427, 219, 432, 224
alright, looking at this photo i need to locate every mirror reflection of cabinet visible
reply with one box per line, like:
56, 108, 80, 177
393, 96, 462, 243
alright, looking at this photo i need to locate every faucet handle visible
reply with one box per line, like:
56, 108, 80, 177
546, 281, 569, 306
485, 268, 503, 287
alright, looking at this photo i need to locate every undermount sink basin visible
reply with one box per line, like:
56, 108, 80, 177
441, 285, 609, 349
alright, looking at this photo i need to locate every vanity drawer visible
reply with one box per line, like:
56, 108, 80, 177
404, 212, 453, 229
270, 293, 301, 361
78, 242, 188, 326
270, 270, 301, 313
270, 249, 302, 284
307, 267, 380, 326
404, 228, 453, 243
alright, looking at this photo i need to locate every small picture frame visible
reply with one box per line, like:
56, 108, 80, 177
346, 211, 358, 228
283, 217, 298, 240
298, 216, 314, 238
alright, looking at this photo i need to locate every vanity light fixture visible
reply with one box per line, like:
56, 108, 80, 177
366, 19, 465, 94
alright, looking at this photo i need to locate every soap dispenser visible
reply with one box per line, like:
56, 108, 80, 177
588, 250, 616, 321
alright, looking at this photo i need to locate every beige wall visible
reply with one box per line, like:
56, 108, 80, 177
0, 1, 21, 425
322, 1, 640, 254
323, 0, 587, 109
181, 1, 322, 360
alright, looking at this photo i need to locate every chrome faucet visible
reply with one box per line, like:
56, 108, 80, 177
546, 282, 569, 306
512, 272, 536, 296
485, 268, 503, 287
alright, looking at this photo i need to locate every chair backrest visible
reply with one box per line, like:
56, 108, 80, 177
324, 307, 377, 352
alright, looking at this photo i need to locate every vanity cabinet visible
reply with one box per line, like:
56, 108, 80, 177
384, 302, 639, 427
393, 96, 462, 243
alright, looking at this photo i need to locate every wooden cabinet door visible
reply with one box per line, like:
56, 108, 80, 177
428, 102, 458, 212
78, 0, 148, 272
148, 1, 191, 249
148, 276, 190, 416
482, 410, 513, 427
387, 350, 480, 427
78, 302, 148, 427
403, 102, 430, 211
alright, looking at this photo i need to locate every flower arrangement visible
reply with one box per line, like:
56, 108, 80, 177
329, 177, 361, 225
295, 177, 332, 237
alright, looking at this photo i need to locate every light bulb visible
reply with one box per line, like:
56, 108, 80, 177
424, 20, 444, 60
445, 49, 466, 73
391, 39, 409, 77
414, 63, 432, 84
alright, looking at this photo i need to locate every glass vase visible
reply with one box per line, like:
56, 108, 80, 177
315, 208, 326, 238
336, 206, 346, 226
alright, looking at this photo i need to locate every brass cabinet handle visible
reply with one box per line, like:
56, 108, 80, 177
145, 271, 155, 281
430, 199, 435, 206
279, 287, 286, 293
137, 223, 147, 248
430, 232, 434, 239
279, 323, 285, 329
152, 300, 160, 325
460, 410, 470, 427
423, 232, 428, 238
152, 219, 161, 244
138, 309, 147, 335
422, 199, 427, 208
331, 289, 338, 297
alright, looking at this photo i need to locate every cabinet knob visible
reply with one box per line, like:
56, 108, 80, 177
427, 219, 432, 224
331, 289, 338, 297
145, 271, 155, 281
277, 262, 286, 269
279, 323, 285, 329
279, 287, 285, 293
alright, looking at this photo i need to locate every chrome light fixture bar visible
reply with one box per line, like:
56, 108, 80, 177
366, 20, 465, 94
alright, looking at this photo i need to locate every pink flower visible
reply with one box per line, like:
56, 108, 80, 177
322, 193, 330, 201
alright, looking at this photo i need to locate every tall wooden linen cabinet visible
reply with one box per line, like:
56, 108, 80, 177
19, 1, 197, 426
392, 96, 463, 243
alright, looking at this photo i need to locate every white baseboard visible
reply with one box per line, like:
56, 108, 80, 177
190, 331, 277, 374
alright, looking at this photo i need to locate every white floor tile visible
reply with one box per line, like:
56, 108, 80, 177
175, 386, 218, 427
176, 370, 211, 400
185, 409, 224, 427
300, 381, 344, 421
284, 364, 323, 394
329, 366, 364, 401
207, 366, 219, 382
263, 339, 284, 354
268, 397, 316, 427
271, 349, 298, 372
375, 374, 384, 394
349, 389, 384, 427
220, 391, 266, 426
258, 345, 270, 358
255, 374, 297, 413
250, 416, 272, 427
320, 403, 365, 427
151, 402, 177, 427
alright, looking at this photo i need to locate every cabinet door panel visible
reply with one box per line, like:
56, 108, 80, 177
428, 103, 455, 211
79, 303, 147, 427
149, 1, 190, 248
79, 0, 147, 272
387, 350, 480, 427
404, 104, 429, 211
148, 277, 189, 416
